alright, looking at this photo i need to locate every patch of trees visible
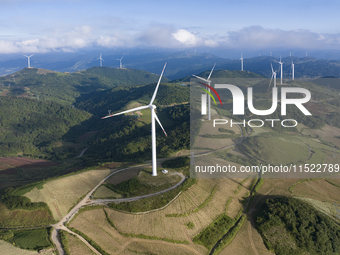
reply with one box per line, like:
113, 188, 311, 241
1, 188, 50, 211
0, 96, 91, 159
82, 104, 190, 163
193, 214, 235, 250
256, 197, 340, 255
162, 156, 190, 168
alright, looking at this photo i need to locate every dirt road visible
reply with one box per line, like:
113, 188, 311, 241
50, 164, 185, 255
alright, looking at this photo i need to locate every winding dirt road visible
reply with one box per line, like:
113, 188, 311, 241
50, 164, 185, 255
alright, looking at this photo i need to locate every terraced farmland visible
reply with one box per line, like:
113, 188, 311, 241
23, 169, 112, 220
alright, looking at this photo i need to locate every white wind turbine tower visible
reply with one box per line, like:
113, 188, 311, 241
102, 63, 167, 176
240, 53, 243, 71
98, 53, 104, 67
24, 54, 34, 68
291, 61, 295, 81
117, 56, 124, 68
279, 56, 283, 84
268, 63, 277, 91
192, 64, 216, 121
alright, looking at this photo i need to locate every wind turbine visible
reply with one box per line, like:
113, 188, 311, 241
24, 54, 34, 68
102, 63, 167, 176
98, 53, 104, 67
117, 56, 123, 68
268, 63, 277, 91
291, 61, 295, 81
240, 53, 243, 71
192, 63, 216, 121
279, 56, 283, 84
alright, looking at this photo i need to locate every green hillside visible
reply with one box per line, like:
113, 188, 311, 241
219, 56, 340, 78
0, 67, 169, 105
173, 69, 266, 83
0, 96, 91, 160
257, 197, 340, 255
76, 82, 189, 116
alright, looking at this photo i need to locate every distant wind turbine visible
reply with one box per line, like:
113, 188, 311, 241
24, 54, 34, 68
268, 63, 277, 91
291, 61, 295, 81
192, 64, 216, 121
240, 53, 243, 71
117, 56, 124, 68
98, 53, 104, 67
279, 56, 283, 84
102, 63, 167, 176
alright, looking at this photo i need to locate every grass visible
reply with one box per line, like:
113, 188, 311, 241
0, 201, 55, 228
108, 185, 182, 212
105, 170, 181, 198
1, 228, 53, 251
193, 214, 235, 250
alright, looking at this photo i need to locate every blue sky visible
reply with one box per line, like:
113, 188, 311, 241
1, 0, 340, 53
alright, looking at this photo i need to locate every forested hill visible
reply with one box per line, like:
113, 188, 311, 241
218, 56, 340, 78
0, 96, 91, 160
0, 67, 169, 105
76, 83, 190, 116
173, 69, 266, 83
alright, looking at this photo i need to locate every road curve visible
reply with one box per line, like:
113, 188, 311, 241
51, 164, 185, 255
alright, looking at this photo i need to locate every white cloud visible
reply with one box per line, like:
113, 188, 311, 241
223, 26, 340, 49
172, 29, 198, 45
1, 25, 340, 54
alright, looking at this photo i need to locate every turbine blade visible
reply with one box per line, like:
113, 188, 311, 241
102, 105, 149, 119
268, 74, 274, 91
150, 63, 167, 105
207, 63, 216, 80
192, 74, 208, 82
271, 63, 274, 73
154, 113, 167, 136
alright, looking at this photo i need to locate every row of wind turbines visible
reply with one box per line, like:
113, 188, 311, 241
23, 53, 125, 69
239, 54, 295, 83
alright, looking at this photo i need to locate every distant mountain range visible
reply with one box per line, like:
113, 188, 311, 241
2, 51, 340, 80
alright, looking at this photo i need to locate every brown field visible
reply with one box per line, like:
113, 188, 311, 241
0, 240, 40, 255
69, 208, 129, 254
291, 179, 340, 203
68, 176, 253, 255
218, 218, 274, 255
0, 157, 58, 169
124, 240, 204, 255
70, 208, 206, 255
301, 124, 340, 147
24, 169, 111, 220
105, 177, 252, 241
67, 232, 94, 255
0, 202, 54, 227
